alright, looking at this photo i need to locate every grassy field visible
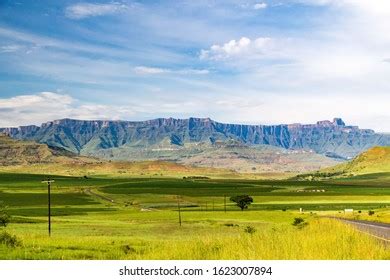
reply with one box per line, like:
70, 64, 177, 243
0, 172, 389, 259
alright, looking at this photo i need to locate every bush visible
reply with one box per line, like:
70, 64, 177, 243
224, 223, 239, 227
0, 231, 21, 248
292, 217, 308, 228
292, 217, 304, 226
0, 202, 10, 227
244, 226, 257, 234
368, 210, 375, 216
121, 245, 136, 254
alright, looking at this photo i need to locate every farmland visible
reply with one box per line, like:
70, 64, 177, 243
0, 172, 389, 259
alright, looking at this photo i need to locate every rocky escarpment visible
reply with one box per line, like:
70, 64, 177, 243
1, 117, 389, 159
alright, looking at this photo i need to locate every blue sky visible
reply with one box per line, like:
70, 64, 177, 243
1, 0, 390, 131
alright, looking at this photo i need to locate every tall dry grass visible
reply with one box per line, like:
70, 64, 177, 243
137, 219, 389, 260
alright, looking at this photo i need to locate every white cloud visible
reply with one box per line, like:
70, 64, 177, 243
0, 92, 136, 127
0, 92, 211, 127
65, 2, 128, 19
134, 66, 209, 75
200, 37, 273, 60
0, 92, 73, 109
253, 2, 267, 10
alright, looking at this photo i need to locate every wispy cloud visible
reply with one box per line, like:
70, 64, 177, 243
133, 66, 167, 75
134, 66, 209, 75
0, 44, 23, 53
65, 2, 129, 19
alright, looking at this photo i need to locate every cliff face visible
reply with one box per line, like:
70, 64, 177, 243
1, 117, 389, 159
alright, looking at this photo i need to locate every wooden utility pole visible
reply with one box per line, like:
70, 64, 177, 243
42, 178, 55, 236
177, 197, 182, 226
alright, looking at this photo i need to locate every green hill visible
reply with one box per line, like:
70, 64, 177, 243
297, 146, 390, 180
342, 146, 390, 174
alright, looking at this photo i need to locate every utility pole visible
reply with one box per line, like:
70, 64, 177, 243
42, 178, 55, 236
177, 196, 182, 226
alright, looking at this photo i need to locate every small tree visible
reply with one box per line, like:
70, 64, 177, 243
0, 202, 10, 227
230, 195, 253, 211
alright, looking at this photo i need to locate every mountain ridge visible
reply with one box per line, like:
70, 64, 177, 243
1, 117, 389, 160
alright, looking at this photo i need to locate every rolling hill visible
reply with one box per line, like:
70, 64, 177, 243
296, 146, 390, 180
333, 146, 390, 175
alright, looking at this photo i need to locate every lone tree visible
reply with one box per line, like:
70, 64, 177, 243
230, 195, 253, 211
0, 202, 10, 227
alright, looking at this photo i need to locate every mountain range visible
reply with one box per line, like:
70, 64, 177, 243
1, 117, 389, 173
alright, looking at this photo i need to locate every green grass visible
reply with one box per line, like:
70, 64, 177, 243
0, 193, 99, 206
0, 172, 389, 260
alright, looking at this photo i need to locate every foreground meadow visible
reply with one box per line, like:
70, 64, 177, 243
0, 173, 389, 259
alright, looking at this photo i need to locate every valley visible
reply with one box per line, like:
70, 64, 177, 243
0, 119, 389, 260
0, 171, 389, 259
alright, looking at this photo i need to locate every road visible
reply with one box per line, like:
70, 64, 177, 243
336, 218, 390, 242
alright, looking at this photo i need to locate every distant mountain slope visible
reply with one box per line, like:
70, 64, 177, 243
297, 146, 390, 180
1, 117, 389, 160
178, 144, 337, 173
0, 133, 235, 177
90, 140, 338, 173
0, 133, 93, 166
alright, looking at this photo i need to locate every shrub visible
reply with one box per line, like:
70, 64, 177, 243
368, 210, 375, 216
121, 245, 136, 254
0, 231, 21, 248
224, 223, 239, 227
244, 226, 257, 234
0, 202, 10, 227
292, 217, 304, 226
292, 217, 308, 228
